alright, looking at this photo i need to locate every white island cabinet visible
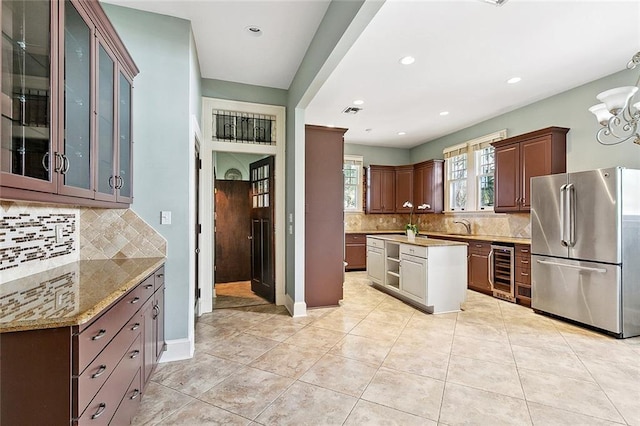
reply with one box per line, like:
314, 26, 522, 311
366, 235, 468, 314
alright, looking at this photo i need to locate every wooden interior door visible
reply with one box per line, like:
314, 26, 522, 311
214, 180, 252, 283
250, 157, 275, 302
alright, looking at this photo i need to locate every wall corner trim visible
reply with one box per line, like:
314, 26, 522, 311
158, 338, 193, 363
285, 293, 307, 317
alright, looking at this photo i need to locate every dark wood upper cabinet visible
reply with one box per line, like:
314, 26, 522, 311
492, 127, 569, 213
0, 0, 139, 207
394, 165, 413, 213
413, 159, 444, 214
366, 165, 396, 214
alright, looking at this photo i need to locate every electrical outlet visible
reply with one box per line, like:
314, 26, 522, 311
55, 290, 64, 310
392, 218, 397, 223
378, 218, 383, 223
160, 211, 172, 225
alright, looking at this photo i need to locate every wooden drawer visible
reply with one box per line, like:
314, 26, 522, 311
346, 233, 367, 244
110, 369, 142, 426
76, 334, 142, 425
468, 241, 491, 255
75, 317, 141, 415
76, 288, 143, 374
154, 266, 165, 292
366, 237, 385, 249
515, 244, 530, 256
138, 275, 155, 303
400, 244, 427, 259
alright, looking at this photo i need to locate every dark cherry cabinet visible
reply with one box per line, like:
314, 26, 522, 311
0, 265, 165, 426
345, 233, 367, 271
467, 240, 492, 294
514, 244, 531, 306
492, 127, 569, 213
0, 0, 138, 207
394, 165, 413, 212
305, 125, 347, 308
366, 165, 396, 213
413, 159, 444, 214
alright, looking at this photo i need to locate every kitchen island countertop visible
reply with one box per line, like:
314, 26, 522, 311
348, 230, 530, 245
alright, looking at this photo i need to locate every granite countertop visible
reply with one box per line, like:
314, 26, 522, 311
0, 257, 165, 333
349, 230, 530, 245
368, 234, 467, 247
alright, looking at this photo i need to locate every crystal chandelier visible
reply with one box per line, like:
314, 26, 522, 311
588, 52, 640, 146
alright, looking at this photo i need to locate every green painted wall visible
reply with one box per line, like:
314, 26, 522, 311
103, 4, 194, 341
344, 143, 410, 167
201, 79, 287, 106
410, 69, 640, 171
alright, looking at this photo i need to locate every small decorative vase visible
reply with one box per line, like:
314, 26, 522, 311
406, 229, 416, 241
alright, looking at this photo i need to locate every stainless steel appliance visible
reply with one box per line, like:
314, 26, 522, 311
490, 244, 515, 302
531, 167, 640, 338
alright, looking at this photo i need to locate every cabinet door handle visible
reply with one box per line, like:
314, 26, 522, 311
130, 350, 140, 359
91, 403, 107, 419
62, 155, 70, 174
91, 329, 107, 340
42, 152, 49, 172
156, 273, 164, 279
131, 322, 140, 331
130, 389, 140, 400
54, 152, 64, 173
108, 176, 115, 189
130, 297, 140, 304
91, 365, 107, 379
144, 284, 154, 290
117, 176, 124, 189
152, 304, 160, 319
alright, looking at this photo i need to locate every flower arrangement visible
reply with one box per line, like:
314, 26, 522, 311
403, 201, 430, 236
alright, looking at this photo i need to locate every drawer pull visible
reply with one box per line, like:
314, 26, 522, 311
520, 248, 530, 253
130, 297, 140, 304
521, 272, 529, 276
130, 389, 140, 400
475, 244, 483, 248
91, 403, 107, 419
521, 260, 529, 264
91, 329, 107, 341
144, 284, 153, 290
130, 350, 140, 359
91, 365, 107, 379
131, 322, 140, 331
156, 273, 164, 278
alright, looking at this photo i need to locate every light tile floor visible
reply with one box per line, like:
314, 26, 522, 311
133, 272, 640, 425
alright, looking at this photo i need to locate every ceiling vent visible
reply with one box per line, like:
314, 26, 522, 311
342, 106, 363, 114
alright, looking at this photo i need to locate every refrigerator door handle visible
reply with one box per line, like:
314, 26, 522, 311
560, 184, 568, 247
566, 183, 576, 247
536, 259, 606, 273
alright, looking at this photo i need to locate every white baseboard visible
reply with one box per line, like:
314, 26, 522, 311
285, 293, 307, 317
158, 338, 194, 363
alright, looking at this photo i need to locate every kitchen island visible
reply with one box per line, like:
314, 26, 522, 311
366, 235, 468, 313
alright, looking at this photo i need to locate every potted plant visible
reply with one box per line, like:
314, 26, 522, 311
403, 202, 429, 240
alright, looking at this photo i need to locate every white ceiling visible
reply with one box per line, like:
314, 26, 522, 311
103, 0, 640, 149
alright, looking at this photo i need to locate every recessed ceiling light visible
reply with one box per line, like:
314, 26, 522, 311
440, 111, 450, 116
365, 128, 373, 132
399, 56, 415, 65
397, 131, 406, 136
353, 99, 364, 105
507, 77, 521, 84
245, 26, 263, 37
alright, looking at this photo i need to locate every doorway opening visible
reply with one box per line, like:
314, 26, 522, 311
213, 153, 275, 310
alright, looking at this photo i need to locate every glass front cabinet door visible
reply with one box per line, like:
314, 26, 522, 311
1, 0, 57, 193
0, 0, 138, 206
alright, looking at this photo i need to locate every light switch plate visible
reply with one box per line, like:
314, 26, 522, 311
160, 211, 172, 225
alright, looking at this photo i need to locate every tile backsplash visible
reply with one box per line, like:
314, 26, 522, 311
1, 201, 166, 283
346, 211, 531, 239
0, 202, 79, 282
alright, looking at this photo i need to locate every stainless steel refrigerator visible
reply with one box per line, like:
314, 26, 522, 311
531, 167, 640, 338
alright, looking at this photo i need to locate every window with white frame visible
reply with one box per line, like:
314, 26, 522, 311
344, 155, 364, 211
444, 130, 506, 212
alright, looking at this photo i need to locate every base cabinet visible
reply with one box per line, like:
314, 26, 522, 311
345, 233, 367, 271
0, 265, 165, 426
468, 241, 492, 294
515, 244, 531, 306
366, 237, 385, 285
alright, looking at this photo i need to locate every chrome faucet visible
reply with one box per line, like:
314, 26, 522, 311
453, 219, 472, 234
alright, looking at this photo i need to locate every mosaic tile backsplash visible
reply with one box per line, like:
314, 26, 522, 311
1, 202, 79, 282
1, 201, 166, 283
346, 211, 531, 238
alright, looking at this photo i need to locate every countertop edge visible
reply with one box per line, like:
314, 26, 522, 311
348, 230, 530, 245
0, 257, 166, 334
